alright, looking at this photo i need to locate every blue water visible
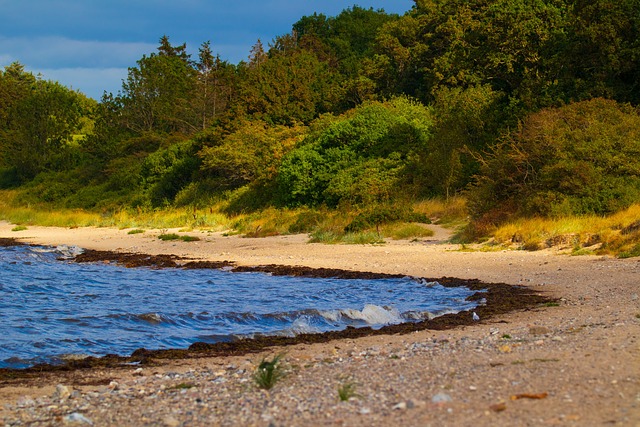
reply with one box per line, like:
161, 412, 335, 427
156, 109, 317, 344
0, 245, 482, 369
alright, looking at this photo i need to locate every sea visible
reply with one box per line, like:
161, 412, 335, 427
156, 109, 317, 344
0, 244, 481, 369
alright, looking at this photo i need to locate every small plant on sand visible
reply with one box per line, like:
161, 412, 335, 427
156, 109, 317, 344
253, 354, 285, 390
158, 233, 180, 241
338, 381, 360, 401
127, 229, 145, 235
11, 225, 27, 232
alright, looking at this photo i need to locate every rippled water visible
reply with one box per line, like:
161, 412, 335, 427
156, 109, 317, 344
0, 245, 482, 369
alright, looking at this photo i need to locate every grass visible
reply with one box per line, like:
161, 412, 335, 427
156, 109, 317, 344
488, 204, 640, 258
309, 230, 384, 244
337, 382, 360, 401
158, 233, 201, 242
11, 225, 27, 232
253, 354, 285, 390
412, 196, 467, 227
127, 229, 145, 235
380, 222, 434, 240
1, 186, 638, 256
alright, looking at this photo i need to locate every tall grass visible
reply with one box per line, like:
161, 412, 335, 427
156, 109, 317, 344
413, 196, 468, 226
491, 204, 640, 257
0, 190, 231, 231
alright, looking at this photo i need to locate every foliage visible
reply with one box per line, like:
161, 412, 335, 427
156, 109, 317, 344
253, 354, 285, 390
0, 65, 88, 181
277, 97, 433, 207
1, 3, 640, 253
468, 99, 640, 232
338, 381, 360, 401
199, 120, 306, 189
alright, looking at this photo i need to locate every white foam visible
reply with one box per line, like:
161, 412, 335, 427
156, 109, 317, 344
289, 316, 320, 335
323, 304, 403, 326
419, 279, 440, 287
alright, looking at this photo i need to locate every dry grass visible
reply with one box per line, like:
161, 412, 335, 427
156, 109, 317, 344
412, 197, 468, 226
491, 204, 640, 257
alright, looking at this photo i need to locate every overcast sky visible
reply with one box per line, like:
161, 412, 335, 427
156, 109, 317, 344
0, 1, 413, 99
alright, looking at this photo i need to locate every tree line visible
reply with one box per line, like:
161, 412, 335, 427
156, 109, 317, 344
1, 1, 639, 235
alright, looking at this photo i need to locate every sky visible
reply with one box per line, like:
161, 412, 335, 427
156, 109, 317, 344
0, 1, 414, 100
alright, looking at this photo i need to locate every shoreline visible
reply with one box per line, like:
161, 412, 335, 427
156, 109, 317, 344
0, 222, 639, 425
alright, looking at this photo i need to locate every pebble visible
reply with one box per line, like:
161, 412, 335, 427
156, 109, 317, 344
63, 412, 94, 425
431, 392, 453, 403
392, 402, 407, 410
54, 384, 71, 401
163, 416, 181, 427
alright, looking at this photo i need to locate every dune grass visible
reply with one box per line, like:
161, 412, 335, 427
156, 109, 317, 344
1, 188, 638, 256
491, 204, 640, 257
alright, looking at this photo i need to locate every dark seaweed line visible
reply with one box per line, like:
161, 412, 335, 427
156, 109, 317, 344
0, 246, 556, 380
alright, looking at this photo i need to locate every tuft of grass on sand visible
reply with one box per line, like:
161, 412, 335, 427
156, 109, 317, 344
10, 225, 27, 232
158, 233, 200, 242
253, 354, 285, 390
127, 229, 145, 235
309, 230, 384, 245
338, 382, 360, 401
381, 222, 434, 240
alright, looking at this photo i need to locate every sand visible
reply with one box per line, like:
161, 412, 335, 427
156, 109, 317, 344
0, 221, 638, 426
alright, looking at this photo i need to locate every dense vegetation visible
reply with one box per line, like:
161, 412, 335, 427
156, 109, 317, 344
1, 1, 640, 249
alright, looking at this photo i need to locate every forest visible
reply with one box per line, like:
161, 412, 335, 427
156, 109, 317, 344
1, 0, 640, 255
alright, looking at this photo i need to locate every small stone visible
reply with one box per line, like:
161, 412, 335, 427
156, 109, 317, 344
163, 416, 181, 427
359, 407, 371, 415
431, 392, 453, 403
16, 396, 36, 407
490, 402, 507, 412
469, 386, 477, 391
552, 336, 564, 342
392, 402, 407, 410
63, 412, 93, 425
53, 384, 71, 401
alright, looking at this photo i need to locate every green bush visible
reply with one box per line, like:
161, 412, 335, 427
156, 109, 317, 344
277, 97, 433, 208
468, 98, 640, 228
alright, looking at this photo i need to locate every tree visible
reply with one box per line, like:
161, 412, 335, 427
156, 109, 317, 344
561, 0, 640, 104
0, 77, 85, 181
238, 44, 336, 125
277, 97, 433, 207
116, 36, 198, 134
468, 98, 640, 227
195, 41, 237, 130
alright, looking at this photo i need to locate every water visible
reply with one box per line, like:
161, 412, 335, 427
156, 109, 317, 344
0, 245, 482, 369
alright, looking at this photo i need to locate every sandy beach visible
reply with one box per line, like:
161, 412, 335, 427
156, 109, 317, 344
0, 221, 638, 426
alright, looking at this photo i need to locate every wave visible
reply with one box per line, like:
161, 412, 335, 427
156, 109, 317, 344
321, 304, 405, 325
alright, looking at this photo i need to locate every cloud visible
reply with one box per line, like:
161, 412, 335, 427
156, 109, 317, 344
33, 67, 129, 99
0, 1, 414, 99
0, 36, 155, 69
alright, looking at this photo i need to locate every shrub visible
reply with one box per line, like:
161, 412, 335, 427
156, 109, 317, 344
277, 97, 433, 208
469, 99, 640, 228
